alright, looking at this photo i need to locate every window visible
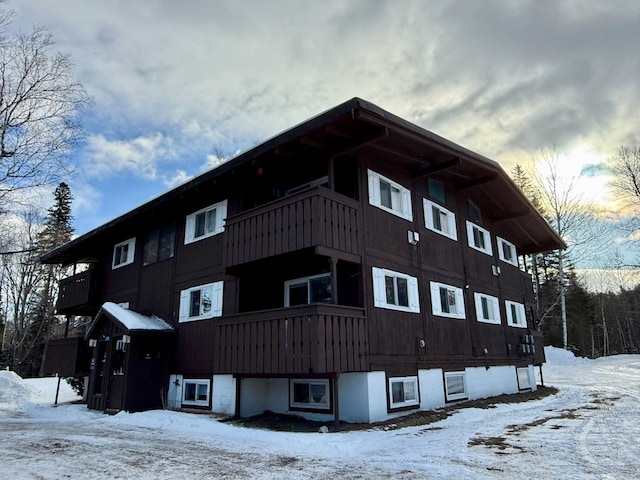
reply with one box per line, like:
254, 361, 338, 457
427, 178, 446, 204
517, 367, 532, 390
290, 379, 330, 410
474, 292, 501, 324
179, 282, 224, 322
497, 236, 518, 267
372, 267, 420, 313
112, 238, 135, 269
367, 169, 413, 221
144, 225, 176, 265
284, 274, 332, 306
466, 221, 493, 256
468, 200, 482, 223
185, 199, 227, 244
389, 376, 419, 408
423, 199, 457, 240
430, 282, 465, 319
505, 300, 527, 328
445, 372, 467, 401
182, 379, 210, 406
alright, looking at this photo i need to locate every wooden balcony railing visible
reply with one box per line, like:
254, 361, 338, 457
43, 337, 92, 376
56, 270, 96, 314
213, 304, 369, 375
223, 187, 361, 267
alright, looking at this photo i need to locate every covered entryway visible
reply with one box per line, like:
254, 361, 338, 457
84, 302, 174, 412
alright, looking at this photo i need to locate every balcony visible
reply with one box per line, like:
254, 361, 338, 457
43, 337, 92, 377
213, 304, 368, 375
56, 270, 97, 315
223, 187, 362, 267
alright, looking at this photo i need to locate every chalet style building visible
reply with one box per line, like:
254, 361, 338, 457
42, 98, 564, 423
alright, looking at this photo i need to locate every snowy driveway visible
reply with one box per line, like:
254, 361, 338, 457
1, 349, 639, 479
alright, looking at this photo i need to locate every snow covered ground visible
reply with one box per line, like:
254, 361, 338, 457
1, 348, 638, 479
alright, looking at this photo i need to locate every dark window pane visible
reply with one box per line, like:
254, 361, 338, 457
190, 290, 201, 317
440, 287, 450, 313
184, 383, 196, 401
397, 277, 409, 307
309, 276, 332, 303
428, 178, 446, 204
293, 382, 309, 404
385, 275, 395, 304
288, 283, 308, 306
309, 384, 326, 404
158, 225, 175, 261
392, 381, 404, 403
379, 179, 392, 209
143, 229, 159, 265
473, 227, 485, 249
469, 200, 482, 223
481, 297, 489, 319
196, 384, 208, 401
502, 242, 512, 260
205, 208, 217, 234
432, 205, 442, 230
194, 212, 206, 237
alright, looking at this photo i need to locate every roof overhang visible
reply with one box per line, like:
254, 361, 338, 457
84, 302, 174, 341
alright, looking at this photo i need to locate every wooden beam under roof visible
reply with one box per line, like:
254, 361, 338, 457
412, 157, 462, 179
456, 173, 500, 191
492, 209, 532, 223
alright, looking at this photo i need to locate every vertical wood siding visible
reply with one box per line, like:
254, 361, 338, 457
223, 187, 361, 267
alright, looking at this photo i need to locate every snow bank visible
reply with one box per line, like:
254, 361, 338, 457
0, 370, 38, 416
544, 346, 591, 365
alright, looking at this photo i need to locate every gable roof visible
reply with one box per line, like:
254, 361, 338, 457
43, 97, 564, 265
84, 302, 174, 341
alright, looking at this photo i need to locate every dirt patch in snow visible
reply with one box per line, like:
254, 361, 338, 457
228, 386, 559, 433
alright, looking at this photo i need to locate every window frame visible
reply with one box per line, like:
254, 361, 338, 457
423, 198, 457, 240
289, 379, 331, 411
388, 376, 419, 409
184, 199, 228, 245
466, 221, 493, 256
112, 238, 136, 269
430, 281, 465, 319
367, 169, 413, 221
372, 267, 420, 313
497, 236, 518, 267
182, 379, 210, 407
516, 367, 532, 390
178, 281, 224, 322
284, 273, 332, 307
445, 372, 467, 401
143, 224, 176, 266
473, 292, 501, 325
505, 300, 527, 328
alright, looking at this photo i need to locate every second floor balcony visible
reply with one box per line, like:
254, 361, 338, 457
56, 269, 97, 315
223, 186, 362, 268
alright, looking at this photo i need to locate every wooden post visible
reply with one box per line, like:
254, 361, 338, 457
539, 365, 544, 387
54, 374, 61, 406
333, 374, 340, 432
234, 375, 242, 419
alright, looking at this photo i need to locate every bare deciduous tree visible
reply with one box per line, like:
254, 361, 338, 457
609, 146, 640, 213
0, 9, 91, 213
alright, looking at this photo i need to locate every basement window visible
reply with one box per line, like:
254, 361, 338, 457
182, 379, 210, 407
290, 379, 330, 410
517, 367, 532, 390
389, 376, 419, 409
445, 372, 467, 401
367, 169, 413, 221
112, 238, 136, 269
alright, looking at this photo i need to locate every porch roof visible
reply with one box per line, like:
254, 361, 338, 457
85, 302, 174, 340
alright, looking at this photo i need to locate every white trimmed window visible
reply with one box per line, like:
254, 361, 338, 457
112, 238, 136, 269
505, 300, 527, 328
290, 379, 330, 410
184, 199, 227, 244
372, 267, 420, 313
517, 367, 532, 390
389, 376, 419, 408
445, 372, 467, 401
423, 199, 457, 240
182, 379, 210, 406
474, 292, 501, 324
285, 274, 332, 306
367, 169, 413, 221
430, 282, 465, 319
466, 221, 492, 255
497, 236, 518, 267
179, 282, 224, 322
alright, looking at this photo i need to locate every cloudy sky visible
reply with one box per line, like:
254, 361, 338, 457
8, 0, 640, 245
